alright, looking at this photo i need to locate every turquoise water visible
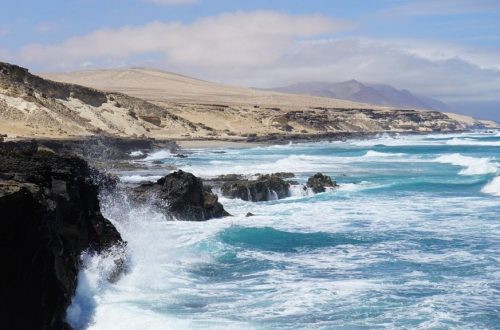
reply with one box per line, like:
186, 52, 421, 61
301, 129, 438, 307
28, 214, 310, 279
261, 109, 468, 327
69, 132, 499, 329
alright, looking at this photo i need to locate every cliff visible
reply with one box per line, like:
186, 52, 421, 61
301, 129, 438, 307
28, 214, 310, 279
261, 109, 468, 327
0, 141, 125, 329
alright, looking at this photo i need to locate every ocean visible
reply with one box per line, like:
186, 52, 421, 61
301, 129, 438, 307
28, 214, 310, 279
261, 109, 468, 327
68, 131, 499, 329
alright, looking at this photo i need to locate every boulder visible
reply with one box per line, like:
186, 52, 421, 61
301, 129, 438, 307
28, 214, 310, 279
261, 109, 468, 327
0, 141, 124, 330
220, 173, 290, 202
306, 173, 337, 193
130, 170, 229, 221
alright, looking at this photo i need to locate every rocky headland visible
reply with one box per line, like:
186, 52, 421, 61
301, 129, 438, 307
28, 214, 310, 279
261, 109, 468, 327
0, 141, 125, 329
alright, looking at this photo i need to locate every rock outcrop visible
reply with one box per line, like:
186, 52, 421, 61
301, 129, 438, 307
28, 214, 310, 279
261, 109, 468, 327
307, 173, 337, 193
129, 170, 229, 221
220, 173, 291, 202
0, 141, 124, 330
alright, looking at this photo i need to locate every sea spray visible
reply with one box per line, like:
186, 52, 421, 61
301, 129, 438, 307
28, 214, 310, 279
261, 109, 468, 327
482, 176, 500, 196
70, 131, 500, 329
434, 153, 498, 175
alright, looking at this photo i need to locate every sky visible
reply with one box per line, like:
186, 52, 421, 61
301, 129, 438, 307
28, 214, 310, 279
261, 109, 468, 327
1, 0, 500, 119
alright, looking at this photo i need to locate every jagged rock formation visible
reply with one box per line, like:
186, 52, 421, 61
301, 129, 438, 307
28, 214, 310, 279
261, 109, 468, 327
0, 141, 125, 330
307, 173, 337, 193
129, 170, 229, 221
220, 174, 292, 202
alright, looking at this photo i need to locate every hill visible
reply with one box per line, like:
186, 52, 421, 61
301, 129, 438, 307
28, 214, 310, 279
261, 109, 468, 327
267, 80, 449, 111
0, 62, 495, 141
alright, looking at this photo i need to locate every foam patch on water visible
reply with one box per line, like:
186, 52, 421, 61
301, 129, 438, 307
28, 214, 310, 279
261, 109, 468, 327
120, 175, 163, 183
363, 150, 407, 158
288, 184, 315, 197
481, 176, 500, 196
143, 150, 172, 161
446, 138, 500, 146
351, 136, 439, 147
66, 132, 500, 329
129, 150, 144, 157
434, 153, 498, 175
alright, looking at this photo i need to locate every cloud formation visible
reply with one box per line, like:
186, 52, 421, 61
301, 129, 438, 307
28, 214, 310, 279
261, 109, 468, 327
20, 11, 348, 68
15, 10, 500, 102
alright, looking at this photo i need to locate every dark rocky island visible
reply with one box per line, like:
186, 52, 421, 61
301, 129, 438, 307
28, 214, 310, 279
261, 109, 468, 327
128, 170, 229, 221
0, 141, 125, 329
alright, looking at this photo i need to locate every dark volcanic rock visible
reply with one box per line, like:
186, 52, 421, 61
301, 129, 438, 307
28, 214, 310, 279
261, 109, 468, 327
306, 173, 337, 193
0, 141, 124, 330
220, 173, 290, 202
130, 170, 229, 221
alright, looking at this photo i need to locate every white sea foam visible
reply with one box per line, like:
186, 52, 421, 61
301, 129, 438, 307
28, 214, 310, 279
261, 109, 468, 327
288, 185, 315, 197
351, 136, 438, 147
434, 153, 498, 175
143, 150, 172, 161
120, 175, 163, 183
337, 181, 385, 192
481, 176, 500, 196
129, 150, 144, 157
446, 137, 500, 146
65, 132, 500, 329
363, 150, 406, 158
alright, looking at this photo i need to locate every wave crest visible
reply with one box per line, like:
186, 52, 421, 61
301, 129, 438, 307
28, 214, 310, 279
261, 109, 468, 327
482, 176, 500, 196
434, 153, 498, 175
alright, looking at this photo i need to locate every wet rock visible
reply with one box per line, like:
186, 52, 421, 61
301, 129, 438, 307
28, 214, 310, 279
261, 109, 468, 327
130, 170, 229, 221
0, 141, 125, 330
256, 172, 295, 179
245, 212, 255, 217
306, 173, 337, 193
220, 173, 290, 202
174, 154, 188, 158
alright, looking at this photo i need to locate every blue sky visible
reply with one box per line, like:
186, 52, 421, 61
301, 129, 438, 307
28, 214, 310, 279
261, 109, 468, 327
2, 1, 500, 48
1, 0, 500, 118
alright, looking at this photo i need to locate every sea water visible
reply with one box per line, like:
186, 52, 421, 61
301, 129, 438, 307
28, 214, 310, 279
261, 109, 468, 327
68, 131, 500, 329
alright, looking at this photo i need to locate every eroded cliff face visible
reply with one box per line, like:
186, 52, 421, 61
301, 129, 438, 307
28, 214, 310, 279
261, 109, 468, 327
0, 61, 200, 139
0, 141, 124, 329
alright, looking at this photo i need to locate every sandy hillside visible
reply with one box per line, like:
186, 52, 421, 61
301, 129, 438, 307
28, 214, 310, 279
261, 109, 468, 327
43, 67, 498, 136
0, 62, 494, 141
43, 68, 387, 109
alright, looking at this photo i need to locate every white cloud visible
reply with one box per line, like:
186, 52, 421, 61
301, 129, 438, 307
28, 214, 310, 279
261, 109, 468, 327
15, 11, 500, 102
220, 38, 500, 102
20, 11, 349, 68
142, 0, 198, 5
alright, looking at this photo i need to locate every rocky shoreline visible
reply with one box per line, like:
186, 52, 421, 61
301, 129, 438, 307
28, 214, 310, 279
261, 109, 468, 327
0, 141, 125, 329
3, 129, 485, 328
0, 138, 340, 329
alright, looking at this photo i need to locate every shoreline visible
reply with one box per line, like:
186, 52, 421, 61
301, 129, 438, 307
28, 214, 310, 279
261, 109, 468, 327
2, 129, 494, 154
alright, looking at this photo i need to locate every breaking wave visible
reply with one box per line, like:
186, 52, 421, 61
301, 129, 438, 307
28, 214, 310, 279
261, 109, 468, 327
434, 153, 498, 175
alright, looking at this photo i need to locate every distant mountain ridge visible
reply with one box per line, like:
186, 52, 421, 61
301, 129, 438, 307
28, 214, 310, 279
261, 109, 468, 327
267, 80, 450, 111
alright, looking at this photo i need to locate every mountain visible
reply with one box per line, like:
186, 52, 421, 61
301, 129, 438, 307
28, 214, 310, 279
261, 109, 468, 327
0, 62, 494, 141
268, 80, 448, 111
